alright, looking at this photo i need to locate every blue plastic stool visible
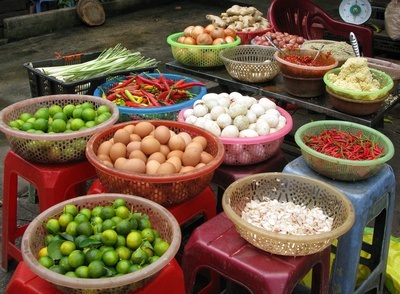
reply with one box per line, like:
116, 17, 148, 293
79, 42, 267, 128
35, 0, 57, 13
283, 156, 395, 294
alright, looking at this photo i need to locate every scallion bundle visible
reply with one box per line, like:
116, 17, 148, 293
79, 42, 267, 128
34, 44, 159, 82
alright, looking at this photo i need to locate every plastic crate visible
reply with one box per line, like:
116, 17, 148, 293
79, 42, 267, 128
24, 52, 157, 97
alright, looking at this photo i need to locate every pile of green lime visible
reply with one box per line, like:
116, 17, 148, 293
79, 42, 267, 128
37, 198, 170, 279
8, 102, 112, 133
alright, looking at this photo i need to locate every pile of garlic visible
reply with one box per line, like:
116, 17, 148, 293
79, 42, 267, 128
181, 92, 287, 138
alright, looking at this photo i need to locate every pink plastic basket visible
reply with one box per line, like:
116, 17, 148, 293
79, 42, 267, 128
178, 106, 293, 165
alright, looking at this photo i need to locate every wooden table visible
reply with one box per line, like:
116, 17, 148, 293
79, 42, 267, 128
166, 60, 400, 128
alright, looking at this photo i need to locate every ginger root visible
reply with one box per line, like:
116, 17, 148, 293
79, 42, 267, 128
205, 5, 270, 31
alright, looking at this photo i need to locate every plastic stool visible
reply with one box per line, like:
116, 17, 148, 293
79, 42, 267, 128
6, 258, 185, 294
2, 150, 97, 271
181, 212, 331, 294
211, 150, 288, 212
283, 156, 396, 294
35, 0, 57, 13
87, 178, 217, 226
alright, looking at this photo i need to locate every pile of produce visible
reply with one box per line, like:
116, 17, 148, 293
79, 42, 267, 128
34, 44, 159, 82
181, 92, 287, 137
206, 5, 271, 32
98, 73, 205, 108
95, 121, 215, 174
252, 31, 305, 49
176, 25, 237, 46
36, 199, 170, 278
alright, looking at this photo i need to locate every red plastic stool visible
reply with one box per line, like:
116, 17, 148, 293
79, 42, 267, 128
87, 178, 217, 226
6, 258, 185, 294
182, 212, 331, 294
2, 150, 97, 271
211, 150, 288, 212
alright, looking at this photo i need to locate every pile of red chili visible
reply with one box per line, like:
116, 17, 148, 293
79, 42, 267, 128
304, 128, 384, 160
100, 73, 205, 108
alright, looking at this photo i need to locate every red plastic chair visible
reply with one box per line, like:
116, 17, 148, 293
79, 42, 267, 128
267, 0, 374, 57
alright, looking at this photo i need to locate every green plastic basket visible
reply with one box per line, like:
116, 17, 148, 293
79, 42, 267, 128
294, 120, 395, 181
167, 32, 241, 67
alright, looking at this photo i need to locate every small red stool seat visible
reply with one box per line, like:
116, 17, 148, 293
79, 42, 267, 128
182, 212, 331, 294
211, 150, 288, 212
87, 178, 217, 226
2, 150, 97, 271
6, 258, 185, 294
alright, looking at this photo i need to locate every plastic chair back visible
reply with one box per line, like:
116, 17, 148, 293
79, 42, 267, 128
267, 0, 374, 57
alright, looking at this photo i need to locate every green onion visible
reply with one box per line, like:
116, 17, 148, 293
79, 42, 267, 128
34, 44, 159, 82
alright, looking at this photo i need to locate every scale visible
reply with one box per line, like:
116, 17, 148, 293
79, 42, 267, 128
339, 0, 372, 25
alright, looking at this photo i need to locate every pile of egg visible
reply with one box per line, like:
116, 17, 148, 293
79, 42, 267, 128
95, 121, 215, 175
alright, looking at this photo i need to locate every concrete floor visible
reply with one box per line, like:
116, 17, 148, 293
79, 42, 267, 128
0, 0, 399, 292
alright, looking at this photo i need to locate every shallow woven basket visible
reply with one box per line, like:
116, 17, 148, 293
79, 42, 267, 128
295, 120, 395, 181
222, 172, 355, 256
21, 193, 182, 294
219, 45, 279, 83
86, 120, 225, 206
167, 32, 241, 67
178, 106, 293, 165
0, 95, 119, 163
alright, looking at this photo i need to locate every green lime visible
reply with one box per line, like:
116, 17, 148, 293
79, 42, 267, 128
102, 249, 119, 267
154, 240, 169, 257
81, 102, 94, 110
79, 208, 92, 220
65, 271, 78, 277
63, 104, 76, 118
115, 206, 130, 219
141, 228, 155, 243
81, 108, 96, 122
74, 235, 90, 250
45, 218, 61, 234
72, 108, 83, 119
96, 105, 111, 116
115, 235, 126, 247
95, 113, 111, 125
115, 219, 132, 236
34, 107, 50, 120
100, 206, 115, 220
33, 118, 48, 132
19, 112, 33, 122
65, 220, 79, 237
74, 213, 89, 224
85, 121, 97, 128
88, 260, 106, 278
52, 112, 68, 122
115, 246, 132, 261
8, 120, 21, 129
91, 206, 103, 217
75, 265, 90, 278
138, 218, 151, 230
70, 118, 85, 131
76, 221, 94, 237
20, 121, 34, 132
68, 250, 85, 269
59, 256, 73, 272
131, 247, 149, 265
26, 117, 36, 124
101, 219, 116, 231
60, 240, 76, 256
85, 248, 103, 264
116, 259, 132, 274
113, 198, 127, 209
49, 104, 63, 117
38, 256, 54, 268
58, 213, 74, 229
51, 118, 67, 133
149, 255, 160, 264
101, 229, 118, 246
111, 216, 122, 225
49, 265, 65, 274
127, 264, 142, 273
126, 231, 142, 250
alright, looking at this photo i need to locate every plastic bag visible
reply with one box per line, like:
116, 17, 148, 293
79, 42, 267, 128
301, 228, 400, 293
385, 0, 400, 40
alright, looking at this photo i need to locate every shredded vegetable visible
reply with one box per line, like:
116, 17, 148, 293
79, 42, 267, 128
34, 44, 159, 82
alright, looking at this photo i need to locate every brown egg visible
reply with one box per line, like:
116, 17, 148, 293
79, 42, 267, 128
146, 160, 161, 174
156, 162, 177, 175
185, 141, 204, 152
182, 146, 202, 166
180, 166, 195, 173
192, 136, 207, 150
178, 131, 192, 146
141, 137, 161, 155
128, 149, 147, 163
103, 161, 114, 168
126, 141, 142, 154
159, 145, 171, 157
114, 157, 128, 169
130, 133, 142, 142
123, 124, 135, 134
97, 153, 112, 163
167, 156, 182, 173
113, 129, 131, 145
134, 121, 155, 138
153, 125, 171, 144
97, 140, 113, 156
109, 142, 127, 162
147, 152, 166, 164
168, 135, 186, 151
195, 162, 206, 169
121, 158, 146, 173
167, 150, 184, 160
200, 151, 214, 164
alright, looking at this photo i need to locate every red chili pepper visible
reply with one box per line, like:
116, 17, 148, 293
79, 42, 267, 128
136, 75, 163, 90
173, 81, 206, 90
141, 90, 161, 106
157, 73, 171, 92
